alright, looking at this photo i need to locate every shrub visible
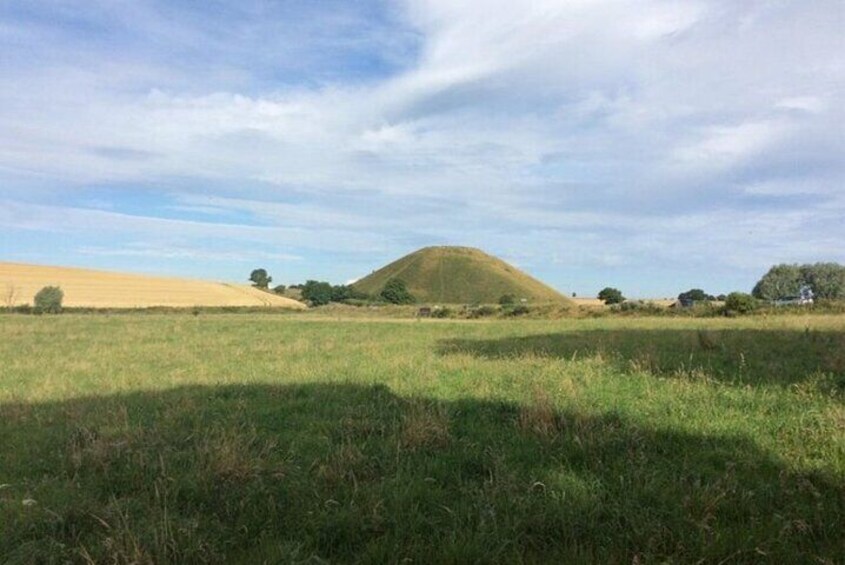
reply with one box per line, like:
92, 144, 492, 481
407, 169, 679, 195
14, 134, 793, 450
380, 279, 415, 305
34, 286, 64, 314
614, 300, 664, 315
468, 305, 498, 318
301, 280, 333, 306
272, 284, 287, 295
498, 293, 516, 306
331, 285, 369, 302
505, 304, 530, 317
431, 307, 452, 318
724, 292, 757, 315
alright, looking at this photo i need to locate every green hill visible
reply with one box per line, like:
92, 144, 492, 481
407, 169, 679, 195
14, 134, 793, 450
352, 246, 570, 305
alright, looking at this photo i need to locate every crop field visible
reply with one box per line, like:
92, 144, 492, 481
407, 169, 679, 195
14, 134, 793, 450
1, 313, 844, 563
0, 262, 306, 310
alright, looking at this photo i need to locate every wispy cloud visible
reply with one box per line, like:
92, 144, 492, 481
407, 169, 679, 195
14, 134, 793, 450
1, 0, 843, 294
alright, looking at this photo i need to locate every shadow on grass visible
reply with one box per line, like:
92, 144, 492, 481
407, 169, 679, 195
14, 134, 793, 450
2, 383, 843, 563
438, 329, 845, 389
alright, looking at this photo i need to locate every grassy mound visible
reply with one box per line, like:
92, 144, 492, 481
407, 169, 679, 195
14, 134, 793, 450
352, 246, 569, 304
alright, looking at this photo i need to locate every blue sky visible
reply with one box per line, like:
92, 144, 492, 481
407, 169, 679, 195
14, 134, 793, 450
1, 0, 843, 297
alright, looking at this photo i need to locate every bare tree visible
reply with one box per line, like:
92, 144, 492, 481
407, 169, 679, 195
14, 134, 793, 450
3, 282, 18, 310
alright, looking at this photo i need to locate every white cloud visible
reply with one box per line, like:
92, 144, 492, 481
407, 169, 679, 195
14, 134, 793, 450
1, 0, 843, 293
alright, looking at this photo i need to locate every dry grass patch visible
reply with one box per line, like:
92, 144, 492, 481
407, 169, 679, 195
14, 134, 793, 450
517, 388, 562, 439
399, 401, 451, 451
315, 443, 369, 486
199, 427, 277, 481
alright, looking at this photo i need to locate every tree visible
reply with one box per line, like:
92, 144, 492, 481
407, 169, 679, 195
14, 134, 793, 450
331, 285, 369, 302
249, 268, 272, 289
752, 264, 802, 300
678, 289, 711, 302
380, 279, 414, 304
799, 263, 845, 300
301, 280, 333, 306
598, 287, 624, 305
724, 292, 756, 314
272, 284, 287, 295
34, 286, 63, 314
753, 262, 845, 301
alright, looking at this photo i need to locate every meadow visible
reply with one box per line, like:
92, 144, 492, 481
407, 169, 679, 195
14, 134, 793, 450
1, 313, 844, 563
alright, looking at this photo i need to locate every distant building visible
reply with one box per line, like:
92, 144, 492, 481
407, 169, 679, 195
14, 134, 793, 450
417, 307, 432, 317
774, 285, 814, 307
677, 297, 696, 308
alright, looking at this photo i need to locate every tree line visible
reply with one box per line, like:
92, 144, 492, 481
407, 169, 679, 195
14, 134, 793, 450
596, 262, 845, 310
250, 268, 414, 306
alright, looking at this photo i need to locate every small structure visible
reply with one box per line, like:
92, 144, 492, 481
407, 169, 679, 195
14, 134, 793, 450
774, 285, 814, 307
417, 307, 432, 318
677, 297, 696, 308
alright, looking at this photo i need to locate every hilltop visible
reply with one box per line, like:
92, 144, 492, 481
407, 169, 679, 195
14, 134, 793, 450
352, 246, 569, 305
0, 262, 306, 309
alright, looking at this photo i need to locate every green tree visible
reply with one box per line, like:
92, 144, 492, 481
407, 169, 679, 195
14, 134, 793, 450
799, 263, 845, 300
752, 264, 801, 300
272, 284, 287, 295
380, 279, 414, 304
498, 293, 516, 306
331, 285, 369, 302
249, 268, 272, 289
34, 286, 63, 314
598, 287, 624, 305
725, 292, 757, 314
301, 280, 333, 306
678, 289, 711, 302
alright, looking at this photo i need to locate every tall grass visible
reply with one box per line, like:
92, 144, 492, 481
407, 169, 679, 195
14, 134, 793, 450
1, 314, 843, 562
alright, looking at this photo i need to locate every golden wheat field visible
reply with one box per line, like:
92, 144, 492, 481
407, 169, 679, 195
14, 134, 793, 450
0, 262, 306, 309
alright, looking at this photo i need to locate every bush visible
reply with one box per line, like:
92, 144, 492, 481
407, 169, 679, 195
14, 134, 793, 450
272, 284, 287, 295
301, 280, 333, 306
468, 305, 498, 318
498, 293, 516, 306
380, 279, 415, 304
724, 292, 757, 315
613, 300, 664, 315
431, 307, 452, 318
505, 304, 530, 317
34, 286, 63, 314
331, 285, 369, 302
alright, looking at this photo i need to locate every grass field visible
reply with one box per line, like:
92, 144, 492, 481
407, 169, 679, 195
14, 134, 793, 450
1, 314, 844, 563
0, 262, 306, 309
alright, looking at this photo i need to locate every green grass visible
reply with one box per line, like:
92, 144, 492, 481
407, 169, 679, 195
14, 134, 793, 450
352, 246, 570, 305
1, 314, 844, 563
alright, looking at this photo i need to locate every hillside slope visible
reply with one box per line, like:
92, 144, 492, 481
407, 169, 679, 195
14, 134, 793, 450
352, 246, 569, 304
0, 262, 306, 309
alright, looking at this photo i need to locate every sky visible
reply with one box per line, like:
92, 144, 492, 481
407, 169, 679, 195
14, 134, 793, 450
1, 0, 843, 298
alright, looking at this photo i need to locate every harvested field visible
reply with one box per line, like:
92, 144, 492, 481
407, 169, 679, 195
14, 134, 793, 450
0, 262, 306, 309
